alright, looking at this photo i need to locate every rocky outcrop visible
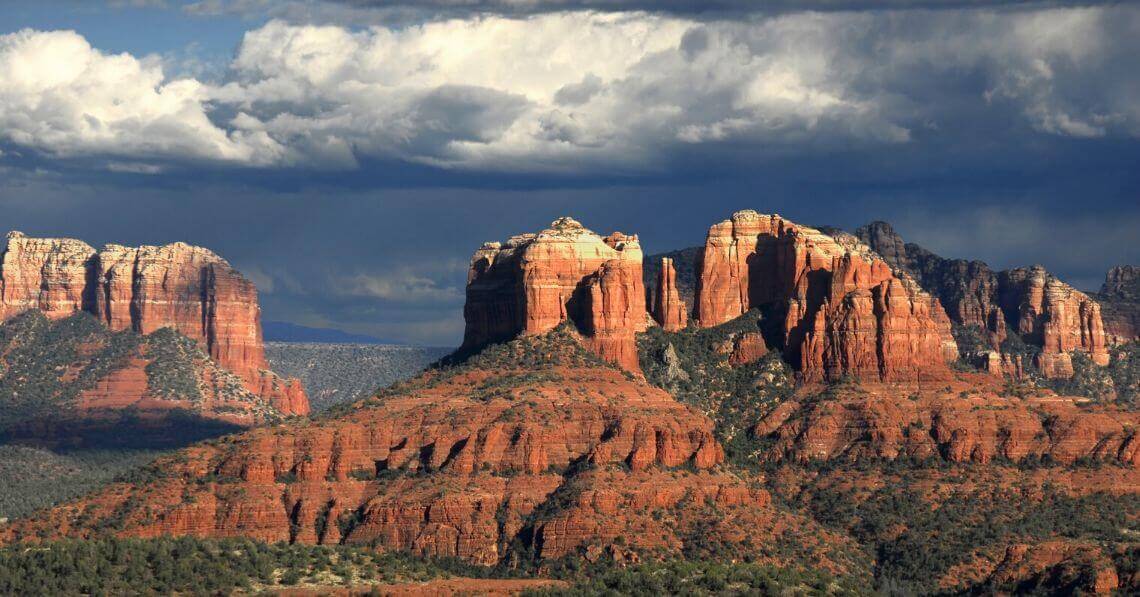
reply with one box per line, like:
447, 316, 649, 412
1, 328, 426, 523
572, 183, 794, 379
727, 331, 768, 366
984, 542, 1122, 595
0, 232, 96, 319
976, 350, 1026, 380
1096, 265, 1140, 344
0, 232, 307, 415
462, 218, 647, 372
854, 221, 1111, 378
643, 246, 700, 315
998, 266, 1109, 372
650, 257, 687, 332
752, 381, 1140, 467
1, 331, 854, 570
694, 211, 957, 381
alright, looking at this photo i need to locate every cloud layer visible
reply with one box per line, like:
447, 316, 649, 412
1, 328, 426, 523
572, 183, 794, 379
2, 6, 1138, 174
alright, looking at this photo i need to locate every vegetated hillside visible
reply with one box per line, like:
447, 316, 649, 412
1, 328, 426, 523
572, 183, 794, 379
0, 446, 164, 520
5, 326, 869, 584
265, 342, 452, 411
637, 311, 1140, 594
0, 310, 287, 448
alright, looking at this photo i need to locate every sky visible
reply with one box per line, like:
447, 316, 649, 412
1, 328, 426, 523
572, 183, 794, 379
1, 0, 1138, 346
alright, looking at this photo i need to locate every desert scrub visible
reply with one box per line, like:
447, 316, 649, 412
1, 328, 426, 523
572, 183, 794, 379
143, 328, 204, 402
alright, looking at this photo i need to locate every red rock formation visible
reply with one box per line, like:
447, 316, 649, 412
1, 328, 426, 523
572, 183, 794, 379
977, 351, 1026, 380
855, 222, 1113, 377
999, 267, 1109, 376
2, 333, 857, 569
0, 232, 307, 415
728, 331, 768, 366
1096, 265, 1140, 344
695, 211, 957, 381
0, 232, 95, 320
463, 217, 646, 372
752, 379, 1140, 467
651, 257, 687, 332
986, 542, 1121, 594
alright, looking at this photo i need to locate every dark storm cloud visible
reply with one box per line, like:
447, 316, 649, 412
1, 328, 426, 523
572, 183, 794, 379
2, 3, 1138, 343
193, 0, 1123, 20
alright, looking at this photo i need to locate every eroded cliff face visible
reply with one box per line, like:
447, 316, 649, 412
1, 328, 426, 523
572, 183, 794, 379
0, 233, 96, 319
854, 221, 1111, 378
998, 267, 1109, 367
0, 232, 307, 415
694, 211, 957, 381
1096, 265, 1140, 344
2, 331, 854, 569
462, 218, 647, 372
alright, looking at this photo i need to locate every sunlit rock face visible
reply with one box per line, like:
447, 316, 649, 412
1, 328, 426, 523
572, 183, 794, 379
695, 211, 958, 381
462, 217, 647, 372
0, 231, 308, 415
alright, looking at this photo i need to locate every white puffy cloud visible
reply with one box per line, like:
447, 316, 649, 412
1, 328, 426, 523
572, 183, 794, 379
0, 29, 285, 164
1, 7, 1138, 172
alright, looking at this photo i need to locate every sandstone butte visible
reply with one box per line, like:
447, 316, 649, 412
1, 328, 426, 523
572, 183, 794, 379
1, 332, 858, 570
694, 210, 959, 382
0, 231, 308, 416
856, 221, 1110, 378
462, 217, 648, 372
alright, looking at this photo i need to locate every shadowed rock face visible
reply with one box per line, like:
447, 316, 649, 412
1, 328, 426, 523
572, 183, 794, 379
693, 211, 957, 382
1096, 265, 1140, 344
650, 257, 687, 332
0, 232, 307, 415
462, 217, 647, 372
853, 221, 1110, 376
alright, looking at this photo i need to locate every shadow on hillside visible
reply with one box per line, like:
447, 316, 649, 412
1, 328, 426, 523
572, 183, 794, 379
0, 409, 247, 451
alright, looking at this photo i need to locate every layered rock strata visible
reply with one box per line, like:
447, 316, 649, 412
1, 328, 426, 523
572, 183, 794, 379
752, 382, 1140, 467
0, 232, 307, 414
854, 221, 1110, 377
694, 211, 958, 381
462, 218, 647, 371
1096, 265, 1140, 344
1, 333, 853, 569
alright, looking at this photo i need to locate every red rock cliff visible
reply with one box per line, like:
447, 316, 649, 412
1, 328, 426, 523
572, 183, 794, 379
855, 221, 1112, 378
462, 217, 647, 371
695, 211, 958, 381
998, 266, 1110, 374
0, 232, 96, 319
0, 232, 308, 415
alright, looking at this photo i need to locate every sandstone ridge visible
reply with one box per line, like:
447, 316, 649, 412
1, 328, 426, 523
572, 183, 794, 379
854, 221, 1110, 377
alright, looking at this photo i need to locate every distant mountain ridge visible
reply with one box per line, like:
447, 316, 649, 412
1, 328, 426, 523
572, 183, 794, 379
262, 321, 394, 344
